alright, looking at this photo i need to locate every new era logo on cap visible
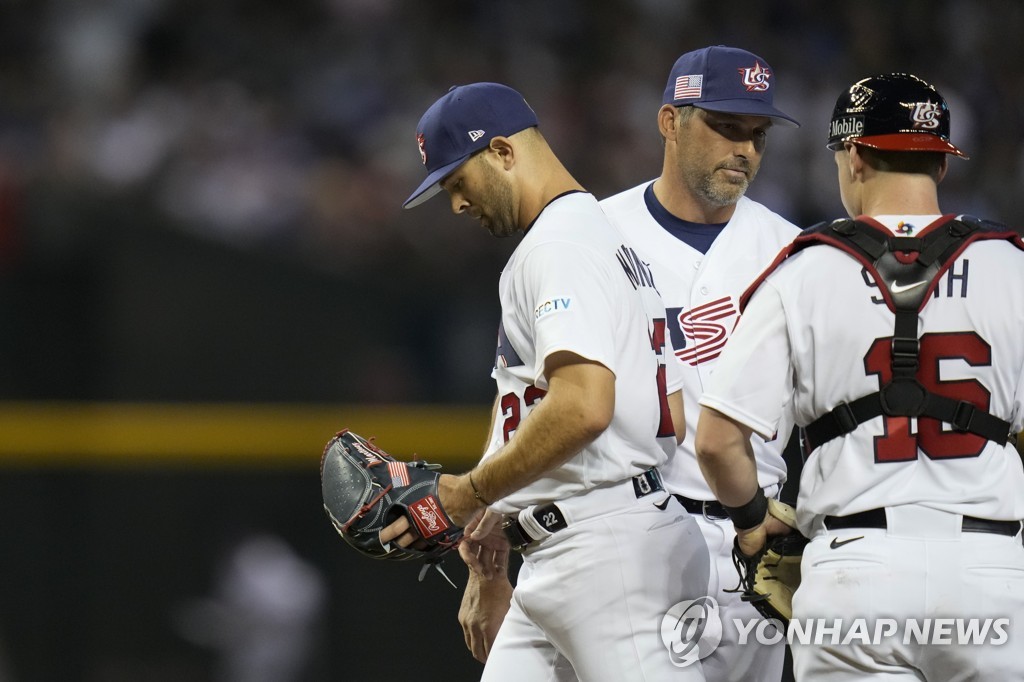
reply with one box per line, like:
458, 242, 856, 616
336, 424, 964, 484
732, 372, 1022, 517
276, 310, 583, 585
403, 83, 539, 209
662, 45, 799, 127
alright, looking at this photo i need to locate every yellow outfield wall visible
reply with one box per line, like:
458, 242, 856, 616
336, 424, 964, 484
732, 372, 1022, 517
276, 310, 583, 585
0, 402, 492, 468
0, 402, 1018, 468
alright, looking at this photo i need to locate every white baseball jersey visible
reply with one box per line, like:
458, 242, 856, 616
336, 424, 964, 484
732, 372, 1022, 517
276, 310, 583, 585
601, 183, 800, 499
700, 214, 1024, 535
483, 191, 676, 514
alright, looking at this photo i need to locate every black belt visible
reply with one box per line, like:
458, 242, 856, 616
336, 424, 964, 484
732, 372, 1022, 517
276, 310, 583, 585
502, 468, 665, 552
672, 494, 729, 520
824, 508, 1021, 537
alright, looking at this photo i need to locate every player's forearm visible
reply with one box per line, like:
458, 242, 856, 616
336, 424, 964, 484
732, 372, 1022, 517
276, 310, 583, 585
440, 360, 614, 519
470, 361, 614, 504
695, 406, 760, 507
473, 383, 609, 501
460, 569, 514, 663
668, 389, 685, 445
439, 390, 605, 521
465, 563, 513, 588
483, 393, 500, 453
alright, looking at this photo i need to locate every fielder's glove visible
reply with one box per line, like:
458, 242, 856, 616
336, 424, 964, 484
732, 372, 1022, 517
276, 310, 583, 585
320, 429, 464, 582
729, 499, 807, 627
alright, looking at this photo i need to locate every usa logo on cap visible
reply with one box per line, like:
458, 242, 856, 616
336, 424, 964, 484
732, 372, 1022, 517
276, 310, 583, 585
416, 133, 427, 165
738, 62, 771, 92
911, 101, 941, 130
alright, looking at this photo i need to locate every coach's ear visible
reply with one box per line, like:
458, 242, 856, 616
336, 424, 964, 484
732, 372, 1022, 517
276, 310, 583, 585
658, 104, 681, 142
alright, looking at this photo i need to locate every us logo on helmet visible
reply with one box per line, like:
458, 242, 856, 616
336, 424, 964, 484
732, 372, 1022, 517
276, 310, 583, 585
910, 101, 942, 130
416, 132, 427, 165
738, 62, 771, 92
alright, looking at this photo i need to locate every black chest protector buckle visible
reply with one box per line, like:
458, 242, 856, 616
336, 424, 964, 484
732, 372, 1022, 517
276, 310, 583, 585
880, 379, 928, 417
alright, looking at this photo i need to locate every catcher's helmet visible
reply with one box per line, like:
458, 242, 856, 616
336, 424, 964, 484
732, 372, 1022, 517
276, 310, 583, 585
826, 73, 967, 158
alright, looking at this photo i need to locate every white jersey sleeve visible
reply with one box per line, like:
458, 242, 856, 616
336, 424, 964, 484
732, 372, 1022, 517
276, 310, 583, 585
516, 240, 620, 387
698, 282, 794, 441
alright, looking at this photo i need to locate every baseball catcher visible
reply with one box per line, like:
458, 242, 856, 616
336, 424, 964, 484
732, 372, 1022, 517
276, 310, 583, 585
320, 429, 464, 583
729, 499, 807, 627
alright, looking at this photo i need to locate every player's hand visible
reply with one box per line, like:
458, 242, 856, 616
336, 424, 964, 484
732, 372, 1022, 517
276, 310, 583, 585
469, 508, 505, 542
381, 475, 491, 549
437, 473, 487, 528
735, 513, 793, 557
459, 569, 513, 663
459, 510, 510, 580
379, 516, 427, 550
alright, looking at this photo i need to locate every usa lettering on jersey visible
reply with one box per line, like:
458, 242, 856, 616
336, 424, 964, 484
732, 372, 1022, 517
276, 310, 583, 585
667, 296, 739, 366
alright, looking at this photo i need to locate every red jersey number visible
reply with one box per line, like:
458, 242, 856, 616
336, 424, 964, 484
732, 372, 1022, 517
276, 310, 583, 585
650, 318, 674, 439
500, 385, 547, 443
864, 331, 992, 462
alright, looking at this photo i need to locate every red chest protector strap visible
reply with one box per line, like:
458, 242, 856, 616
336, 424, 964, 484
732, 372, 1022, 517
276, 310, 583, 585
740, 215, 1024, 455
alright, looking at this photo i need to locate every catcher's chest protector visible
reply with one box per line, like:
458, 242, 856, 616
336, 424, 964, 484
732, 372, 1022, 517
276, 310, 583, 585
741, 216, 1024, 453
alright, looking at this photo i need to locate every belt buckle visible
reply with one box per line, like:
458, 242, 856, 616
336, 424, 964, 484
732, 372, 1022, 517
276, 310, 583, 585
501, 516, 532, 553
632, 467, 664, 498
702, 500, 729, 522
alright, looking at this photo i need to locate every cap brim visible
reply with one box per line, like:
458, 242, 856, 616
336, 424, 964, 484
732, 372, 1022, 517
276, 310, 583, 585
854, 133, 968, 159
695, 100, 800, 127
402, 154, 471, 209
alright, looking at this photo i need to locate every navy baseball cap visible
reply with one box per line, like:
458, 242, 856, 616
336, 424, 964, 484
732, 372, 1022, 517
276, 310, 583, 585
403, 82, 539, 209
662, 46, 799, 127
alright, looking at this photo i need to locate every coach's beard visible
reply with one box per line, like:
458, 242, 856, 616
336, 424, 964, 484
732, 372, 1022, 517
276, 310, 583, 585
698, 164, 757, 208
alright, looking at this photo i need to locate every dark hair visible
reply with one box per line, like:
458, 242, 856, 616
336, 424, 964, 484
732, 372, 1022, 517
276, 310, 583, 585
857, 145, 945, 181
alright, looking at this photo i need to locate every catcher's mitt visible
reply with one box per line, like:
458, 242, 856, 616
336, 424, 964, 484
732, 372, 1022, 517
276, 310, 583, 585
729, 499, 807, 627
320, 429, 464, 580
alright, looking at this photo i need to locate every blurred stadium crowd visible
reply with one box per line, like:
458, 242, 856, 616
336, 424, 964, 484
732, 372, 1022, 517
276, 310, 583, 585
0, 0, 1022, 403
